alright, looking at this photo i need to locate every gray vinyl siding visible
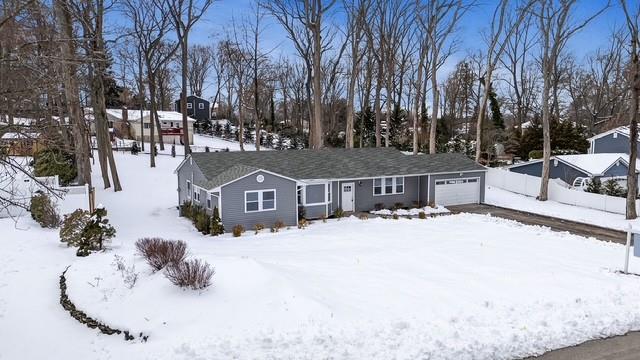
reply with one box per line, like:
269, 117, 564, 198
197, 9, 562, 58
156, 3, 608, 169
509, 161, 588, 185
220, 170, 297, 231
336, 176, 420, 212
304, 204, 327, 219
592, 133, 638, 154
428, 171, 486, 204
177, 157, 208, 206
602, 161, 629, 177
305, 184, 325, 204
174, 96, 210, 122
419, 175, 429, 205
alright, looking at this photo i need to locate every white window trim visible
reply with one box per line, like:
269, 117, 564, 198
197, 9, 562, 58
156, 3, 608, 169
193, 185, 201, 203
373, 176, 405, 196
187, 102, 193, 109
206, 194, 212, 209
186, 180, 192, 199
244, 189, 277, 213
198, 103, 205, 109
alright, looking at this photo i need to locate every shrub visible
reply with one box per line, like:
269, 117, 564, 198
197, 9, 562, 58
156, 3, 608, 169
60, 209, 91, 246
585, 178, 602, 194
603, 179, 626, 197
165, 259, 215, 290
412, 201, 423, 209
135, 238, 187, 271
374, 203, 384, 211
171, 145, 176, 157
210, 207, 224, 236
298, 219, 308, 229
273, 220, 285, 232
75, 206, 116, 257
30, 191, 61, 228
112, 255, 138, 289
321, 214, 327, 223
254, 223, 265, 234
298, 205, 306, 220
232, 224, 244, 237
334, 207, 344, 219
528, 150, 543, 159
180, 201, 193, 218
392, 202, 404, 211
192, 206, 210, 234
418, 211, 426, 219
130, 142, 139, 155
358, 213, 368, 220
392, 213, 399, 220
34, 148, 77, 186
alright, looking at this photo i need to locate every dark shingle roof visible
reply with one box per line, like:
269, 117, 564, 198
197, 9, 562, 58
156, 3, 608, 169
189, 148, 485, 188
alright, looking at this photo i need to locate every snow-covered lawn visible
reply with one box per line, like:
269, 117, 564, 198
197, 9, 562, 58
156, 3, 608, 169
486, 186, 640, 231
3, 152, 640, 359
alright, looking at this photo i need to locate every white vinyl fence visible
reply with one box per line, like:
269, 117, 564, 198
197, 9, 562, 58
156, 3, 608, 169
487, 168, 640, 215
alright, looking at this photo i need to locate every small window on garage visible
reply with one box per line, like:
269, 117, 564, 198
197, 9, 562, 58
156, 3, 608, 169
436, 180, 445, 185
468, 178, 478, 183
199, 103, 205, 109
446, 180, 456, 185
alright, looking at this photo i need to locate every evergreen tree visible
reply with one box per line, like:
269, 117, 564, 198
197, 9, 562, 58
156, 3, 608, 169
603, 179, 626, 197
77, 206, 116, 257
488, 89, 504, 130
223, 122, 232, 138
210, 207, 224, 236
354, 107, 375, 147
585, 178, 602, 194
34, 148, 77, 186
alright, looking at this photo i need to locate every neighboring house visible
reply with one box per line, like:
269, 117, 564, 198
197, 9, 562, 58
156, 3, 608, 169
507, 153, 638, 188
103, 108, 196, 145
588, 126, 640, 155
0, 132, 44, 156
175, 148, 487, 231
174, 95, 210, 123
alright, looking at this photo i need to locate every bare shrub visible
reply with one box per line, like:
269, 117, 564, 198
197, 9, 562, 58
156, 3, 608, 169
358, 213, 369, 220
273, 220, 285, 232
135, 238, 188, 272
232, 224, 244, 237
254, 223, 265, 234
418, 211, 427, 219
165, 259, 215, 290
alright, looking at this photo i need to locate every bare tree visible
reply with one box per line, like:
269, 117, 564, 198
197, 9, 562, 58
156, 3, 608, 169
188, 44, 215, 97
168, 0, 214, 156
474, 0, 533, 163
536, 0, 607, 201
621, 0, 639, 219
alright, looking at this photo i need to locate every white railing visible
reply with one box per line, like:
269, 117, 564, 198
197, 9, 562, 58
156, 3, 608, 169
487, 167, 640, 215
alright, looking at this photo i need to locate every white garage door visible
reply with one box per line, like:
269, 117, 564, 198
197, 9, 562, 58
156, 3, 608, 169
434, 178, 480, 206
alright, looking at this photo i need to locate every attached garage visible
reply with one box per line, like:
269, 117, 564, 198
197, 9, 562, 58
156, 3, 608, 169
434, 177, 481, 206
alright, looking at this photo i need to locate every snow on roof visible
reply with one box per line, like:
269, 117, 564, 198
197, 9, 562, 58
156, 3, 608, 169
101, 108, 196, 123
555, 153, 631, 176
0, 117, 38, 126
587, 125, 638, 142
1, 132, 40, 140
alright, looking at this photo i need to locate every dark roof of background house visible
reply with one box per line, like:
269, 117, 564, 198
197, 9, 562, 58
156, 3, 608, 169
189, 147, 486, 189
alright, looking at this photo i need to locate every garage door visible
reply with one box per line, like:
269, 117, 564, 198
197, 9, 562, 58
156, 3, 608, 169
434, 178, 480, 205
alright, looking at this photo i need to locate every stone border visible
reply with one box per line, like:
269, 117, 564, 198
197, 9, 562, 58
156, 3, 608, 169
59, 266, 148, 342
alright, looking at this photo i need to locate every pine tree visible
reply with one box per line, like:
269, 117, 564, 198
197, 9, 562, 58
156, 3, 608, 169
585, 178, 602, 194
77, 206, 116, 256
489, 89, 504, 130
603, 179, 626, 197
210, 207, 224, 236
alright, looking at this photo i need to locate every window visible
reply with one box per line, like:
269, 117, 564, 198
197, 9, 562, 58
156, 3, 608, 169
187, 102, 193, 109
245, 190, 276, 212
144, 123, 150, 129
198, 103, 205, 109
207, 195, 212, 209
373, 177, 405, 196
186, 180, 191, 198
193, 188, 200, 202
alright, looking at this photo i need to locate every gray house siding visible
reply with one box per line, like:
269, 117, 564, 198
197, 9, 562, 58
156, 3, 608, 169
419, 175, 429, 205
592, 133, 639, 154
177, 158, 208, 206
428, 171, 486, 203
304, 204, 327, 219
175, 96, 210, 122
335, 176, 420, 212
305, 184, 325, 203
602, 162, 629, 177
509, 161, 589, 185
220, 170, 297, 231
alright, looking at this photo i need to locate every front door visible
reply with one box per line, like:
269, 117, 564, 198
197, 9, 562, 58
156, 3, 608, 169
341, 182, 355, 212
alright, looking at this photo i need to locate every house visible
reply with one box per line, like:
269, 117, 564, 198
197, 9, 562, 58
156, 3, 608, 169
0, 132, 44, 156
507, 153, 638, 188
103, 108, 196, 145
175, 147, 487, 231
174, 95, 210, 123
588, 126, 640, 155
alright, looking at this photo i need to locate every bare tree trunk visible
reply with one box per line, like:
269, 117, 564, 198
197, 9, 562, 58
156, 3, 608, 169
148, 74, 158, 167
138, 49, 145, 151
374, 57, 383, 147
429, 63, 439, 154
311, 18, 323, 149
238, 80, 245, 151
180, 35, 190, 155
624, 1, 639, 219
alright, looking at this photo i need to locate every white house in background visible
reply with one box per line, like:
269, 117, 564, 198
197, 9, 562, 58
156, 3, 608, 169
507, 153, 639, 189
588, 126, 640, 155
98, 108, 196, 145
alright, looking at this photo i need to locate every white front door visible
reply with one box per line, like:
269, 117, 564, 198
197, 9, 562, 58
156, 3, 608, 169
341, 182, 355, 212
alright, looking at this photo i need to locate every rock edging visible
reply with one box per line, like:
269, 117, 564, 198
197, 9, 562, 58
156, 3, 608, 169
59, 266, 148, 342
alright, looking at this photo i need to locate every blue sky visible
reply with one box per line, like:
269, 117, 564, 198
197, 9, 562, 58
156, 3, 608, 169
149, 0, 625, 100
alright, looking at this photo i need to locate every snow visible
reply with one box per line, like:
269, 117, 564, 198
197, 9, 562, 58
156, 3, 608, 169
370, 205, 450, 216
0, 132, 40, 140
4, 152, 640, 359
555, 153, 630, 176
101, 108, 196, 123
486, 185, 640, 231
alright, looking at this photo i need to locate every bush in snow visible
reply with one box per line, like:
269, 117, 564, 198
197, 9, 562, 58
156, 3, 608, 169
298, 205, 306, 220
112, 255, 138, 289
60, 209, 91, 246
210, 207, 224, 236
585, 178, 602, 194
358, 213, 369, 220
76, 206, 116, 257
135, 238, 188, 271
130, 142, 139, 155
273, 220, 285, 232
171, 144, 176, 158
30, 191, 61, 228
165, 259, 215, 290
192, 206, 210, 234
374, 203, 384, 211
603, 179, 626, 198
334, 207, 344, 219
297, 219, 308, 229
392, 213, 399, 220
418, 211, 427, 219
254, 223, 265, 234
392, 202, 404, 211
232, 224, 244, 237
